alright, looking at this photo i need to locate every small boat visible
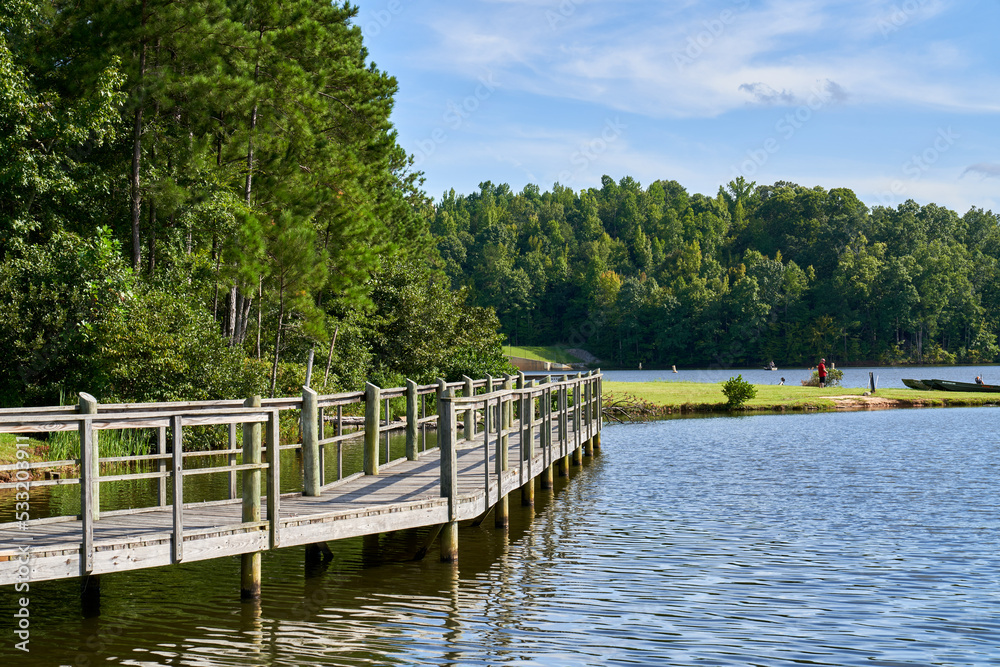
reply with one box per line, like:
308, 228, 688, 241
922, 379, 1000, 393
901, 378, 932, 390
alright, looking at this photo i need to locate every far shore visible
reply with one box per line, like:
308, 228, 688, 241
603, 380, 1000, 416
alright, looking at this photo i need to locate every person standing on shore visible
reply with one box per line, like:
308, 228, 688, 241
817, 358, 827, 388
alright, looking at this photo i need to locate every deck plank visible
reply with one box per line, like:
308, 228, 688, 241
0, 418, 599, 582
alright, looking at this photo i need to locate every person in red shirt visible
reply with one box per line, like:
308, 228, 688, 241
817, 358, 827, 387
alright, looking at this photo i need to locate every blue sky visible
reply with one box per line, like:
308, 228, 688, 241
354, 0, 999, 213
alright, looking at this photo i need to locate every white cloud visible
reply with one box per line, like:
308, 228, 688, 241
410, 0, 1000, 118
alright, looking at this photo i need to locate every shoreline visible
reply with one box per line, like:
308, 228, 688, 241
603, 380, 1000, 418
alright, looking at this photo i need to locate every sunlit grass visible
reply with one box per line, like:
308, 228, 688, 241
504, 345, 585, 364
604, 380, 1000, 412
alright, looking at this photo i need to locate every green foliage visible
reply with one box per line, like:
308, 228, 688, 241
722, 375, 757, 408
427, 177, 1000, 369
803, 368, 844, 387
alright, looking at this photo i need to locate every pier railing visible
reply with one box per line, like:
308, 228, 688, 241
0, 370, 602, 577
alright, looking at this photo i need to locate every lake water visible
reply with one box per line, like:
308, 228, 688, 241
3, 408, 1000, 665
598, 365, 1000, 389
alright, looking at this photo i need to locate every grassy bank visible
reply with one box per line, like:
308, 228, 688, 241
504, 345, 585, 364
604, 380, 1000, 415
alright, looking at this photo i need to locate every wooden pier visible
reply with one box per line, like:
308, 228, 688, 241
0, 372, 602, 597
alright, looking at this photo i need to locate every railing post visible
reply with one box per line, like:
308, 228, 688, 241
573, 375, 583, 466
227, 423, 238, 499
266, 410, 281, 549
364, 383, 381, 475
79, 414, 94, 576
171, 415, 184, 562
158, 426, 168, 506
584, 375, 594, 456
521, 379, 535, 507
439, 386, 458, 562
78, 393, 99, 521
406, 379, 419, 460
241, 395, 262, 600
495, 388, 509, 529
484, 375, 494, 434
596, 368, 603, 451
463, 375, 475, 440
541, 376, 554, 490
302, 386, 320, 496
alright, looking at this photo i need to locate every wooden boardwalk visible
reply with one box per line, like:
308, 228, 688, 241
0, 373, 602, 588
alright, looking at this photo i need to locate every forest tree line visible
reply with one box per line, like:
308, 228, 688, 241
0, 0, 510, 408
430, 176, 1000, 369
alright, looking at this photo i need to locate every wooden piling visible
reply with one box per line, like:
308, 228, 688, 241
302, 386, 320, 496
521, 380, 535, 507
439, 386, 458, 562
364, 383, 380, 476
241, 395, 262, 600
171, 415, 184, 562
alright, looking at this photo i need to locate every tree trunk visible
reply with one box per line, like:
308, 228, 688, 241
257, 276, 263, 360
270, 287, 285, 397
322, 323, 340, 389
146, 200, 156, 275
130, 0, 148, 271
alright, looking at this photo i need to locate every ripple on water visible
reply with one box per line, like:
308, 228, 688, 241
4, 408, 1000, 665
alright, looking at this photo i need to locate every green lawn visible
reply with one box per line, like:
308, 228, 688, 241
504, 345, 585, 365
604, 380, 1000, 413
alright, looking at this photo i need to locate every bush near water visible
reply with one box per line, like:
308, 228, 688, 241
722, 375, 757, 408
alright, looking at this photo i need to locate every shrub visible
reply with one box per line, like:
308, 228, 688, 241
802, 367, 843, 387
722, 374, 757, 408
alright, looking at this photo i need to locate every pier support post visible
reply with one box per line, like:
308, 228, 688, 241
406, 379, 419, 460
439, 386, 459, 562
81, 574, 101, 618
241, 395, 262, 600
364, 383, 381, 475
302, 386, 320, 496
441, 521, 458, 563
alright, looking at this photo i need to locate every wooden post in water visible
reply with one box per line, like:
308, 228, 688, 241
364, 383, 380, 476
594, 369, 603, 452
439, 386, 458, 562
78, 393, 99, 521
78, 404, 96, 595
241, 395, 262, 600
405, 379, 419, 461
171, 415, 184, 563
266, 410, 281, 549
463, 375, 475, 440
302, 386, 320, 496
495, 383, 509, 529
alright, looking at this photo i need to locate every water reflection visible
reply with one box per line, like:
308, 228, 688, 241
4, 409, 1000, 665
